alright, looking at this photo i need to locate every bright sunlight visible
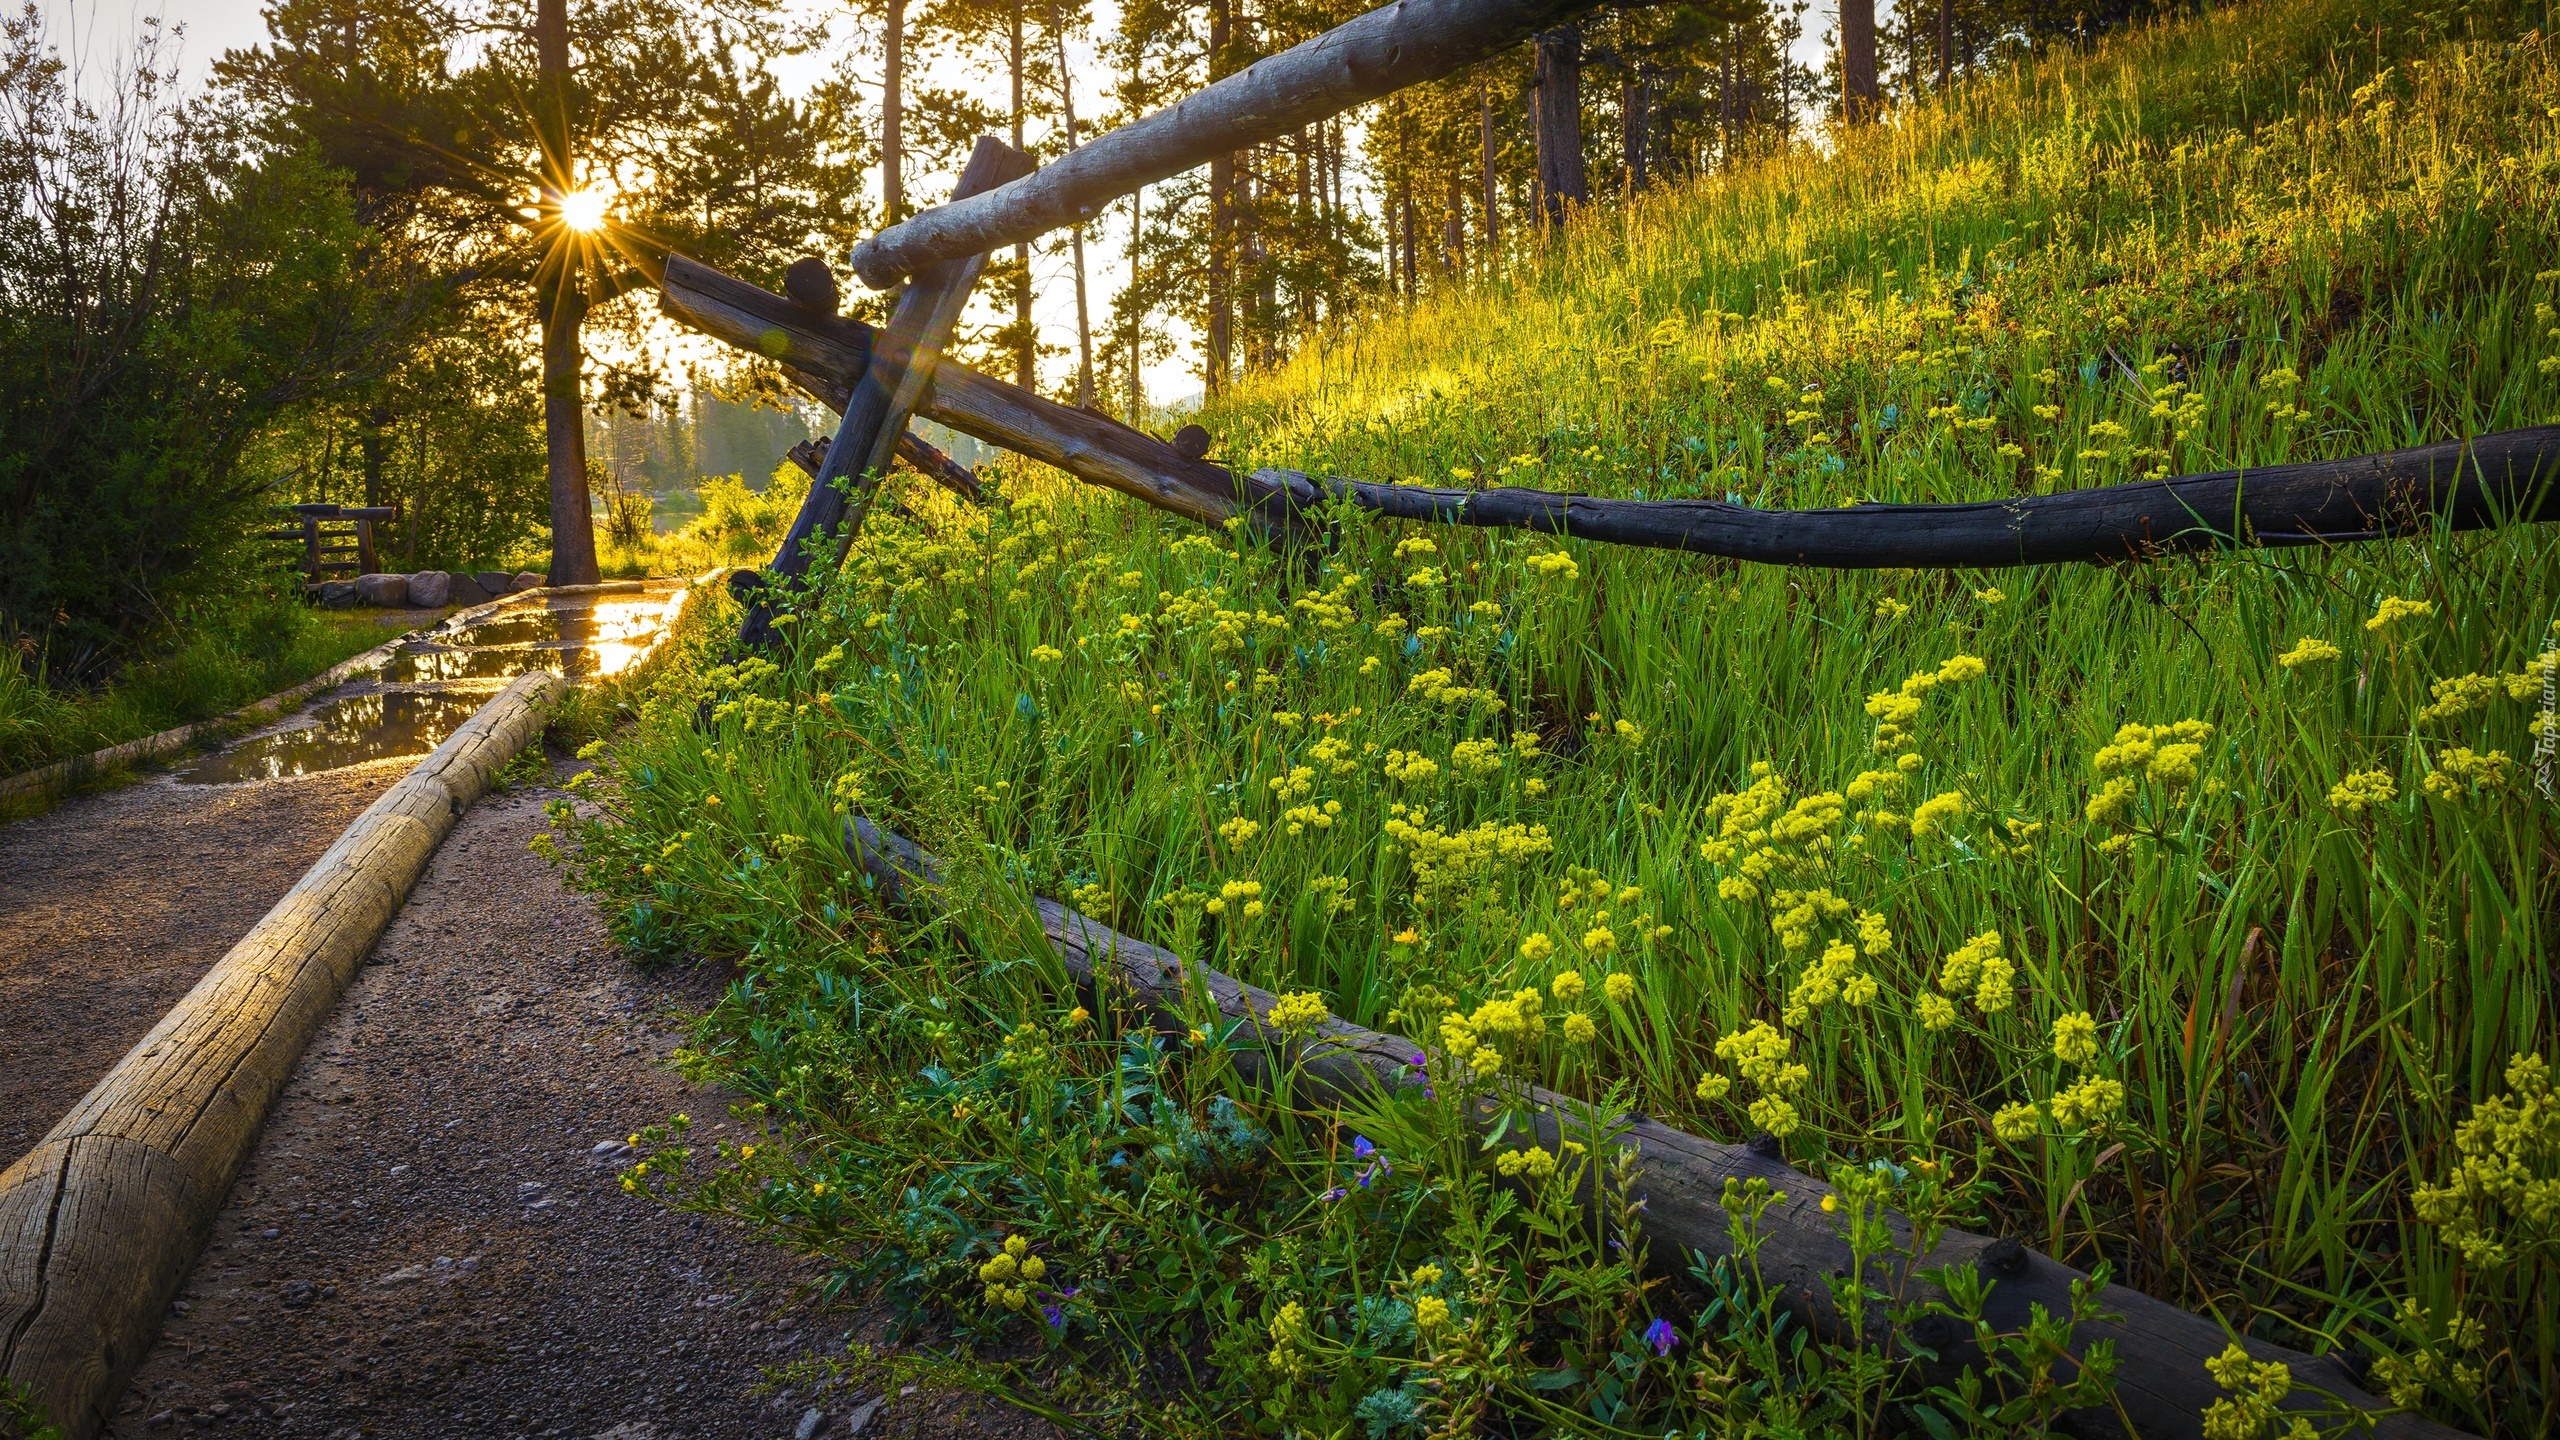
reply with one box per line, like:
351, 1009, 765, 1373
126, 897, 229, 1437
557, 185, 611, 232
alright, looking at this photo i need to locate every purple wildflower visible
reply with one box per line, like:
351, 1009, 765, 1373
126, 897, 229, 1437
1353, 1135, 1377, 1160
1320, 1186, 1348, 1202
1645, 1318, 1679, 1356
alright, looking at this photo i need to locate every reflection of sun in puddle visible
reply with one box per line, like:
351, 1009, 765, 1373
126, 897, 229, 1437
176, 691, 502, 784
181, 588, 690, 784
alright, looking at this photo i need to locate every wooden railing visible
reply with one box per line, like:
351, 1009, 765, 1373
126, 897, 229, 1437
261, 503, 400, 580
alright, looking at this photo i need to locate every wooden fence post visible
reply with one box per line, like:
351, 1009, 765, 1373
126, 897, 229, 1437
740, 136, 1035, 649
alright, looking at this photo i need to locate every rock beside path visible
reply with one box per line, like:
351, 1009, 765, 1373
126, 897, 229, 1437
472, 571, 513, 599
512, 571, 545, 592
404, 571, 451, 608
353, 573, 409, 607
443, 571, 493, 607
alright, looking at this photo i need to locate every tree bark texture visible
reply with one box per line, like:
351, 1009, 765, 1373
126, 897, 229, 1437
1533, 22, 1585, 227
1842, 0, 1876, 119
883, 0, 907, 220
536, 0, 598, 588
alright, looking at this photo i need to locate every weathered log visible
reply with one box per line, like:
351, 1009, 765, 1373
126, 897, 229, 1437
849, 0, 1607, 289
1247, 438, 2560, 565
784, 440, 938, 528
656, 253, 1240, 526
665, 252, 2560, 568
841, 816, 2473, 1440
0, 672, 570, 1440
747, 138, 1033, 647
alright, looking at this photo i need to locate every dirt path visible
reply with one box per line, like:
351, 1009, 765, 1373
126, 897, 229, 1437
63, 767, 1057, 1440
0, 764, 406, 1156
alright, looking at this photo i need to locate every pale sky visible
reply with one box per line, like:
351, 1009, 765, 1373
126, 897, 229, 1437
49, 0, 1844, 410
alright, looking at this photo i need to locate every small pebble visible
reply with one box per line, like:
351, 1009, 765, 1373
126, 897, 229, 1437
795, 1407, 824, 1440
261, 1228, 280, 1240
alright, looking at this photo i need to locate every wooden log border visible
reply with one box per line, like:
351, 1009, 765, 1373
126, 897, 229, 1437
0, 670, 570, 1439
841, 817, 2473, 1440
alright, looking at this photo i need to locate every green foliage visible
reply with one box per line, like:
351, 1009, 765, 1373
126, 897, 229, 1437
0, 590, 396, 779
0, 1378, 61, 1440
556, 0, 2560, 1434
0, 12, 408, 667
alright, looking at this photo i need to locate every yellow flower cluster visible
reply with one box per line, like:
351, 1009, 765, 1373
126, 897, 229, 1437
1495, 1145, 1561, 1180
1936, 930, 2016, 1015
2327, 767, 2397, 815
1266, 991, 1331, 1036
979, 1233, 1046, 1311
1864, 654, 1988, 754
2410, 1053, 2560, 1269
1380, 813, 1554, 910
2366, 595, 2435, 632
2086, 719, 2214, 826
1700, 767, 1847, 903
2416, 673, 2499, 722
1218, 816, 1262, 847
1711, 1021, 1809, 1135
1207, 878, 1266, 920
2275, 636, 2341, 668
1382, 749, 1441, 785
1524, 551, 1580, 582
2422, 747, 2512, 800
1408, 667, 1504, 710
1265, 1300, 1309, 1380
2199, 1341, 2302, 1440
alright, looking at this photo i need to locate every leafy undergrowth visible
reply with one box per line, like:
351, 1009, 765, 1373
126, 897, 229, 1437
553, 1, 2560, 1435
0, 593, 405, 781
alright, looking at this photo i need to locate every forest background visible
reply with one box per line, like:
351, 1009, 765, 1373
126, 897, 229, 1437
0, 0, 2161, 773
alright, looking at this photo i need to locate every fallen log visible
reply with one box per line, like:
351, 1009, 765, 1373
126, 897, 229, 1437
841, 815, 2472, 1440
849, 0, 1607, 289
1248, 441, 2560, 565
663, 254, 2560, 568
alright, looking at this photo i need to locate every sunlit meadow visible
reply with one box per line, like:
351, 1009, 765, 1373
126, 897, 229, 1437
556, 1, 2560, 1433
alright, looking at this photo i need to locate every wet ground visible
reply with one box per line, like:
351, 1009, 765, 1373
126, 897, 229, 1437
2, 577, 1048, 1439
173, 586, 689, 786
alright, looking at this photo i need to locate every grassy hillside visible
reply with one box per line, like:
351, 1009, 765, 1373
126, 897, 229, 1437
562, 2, 2560, 1434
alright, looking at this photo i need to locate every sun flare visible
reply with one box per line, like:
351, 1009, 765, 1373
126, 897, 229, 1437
557, 186, 612, 233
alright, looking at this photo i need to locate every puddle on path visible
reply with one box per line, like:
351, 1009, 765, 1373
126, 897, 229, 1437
176, 584, 690, 785
175, 691, 501, 784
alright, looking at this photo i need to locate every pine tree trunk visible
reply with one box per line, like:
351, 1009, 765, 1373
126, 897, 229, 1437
1048, 4, 1093, 407
883, 0, 906, 220
1010, 0, 1033, 392
1622, 77, 1647, 193
536, 0, 597, 587
1127, 186, 1143, 422
1479, 75, 1498, 267
1532, 23, 1584, 229
1841, 0, 1876, 120
1206, 0, 1232, 395
1937, 0, 1952, 90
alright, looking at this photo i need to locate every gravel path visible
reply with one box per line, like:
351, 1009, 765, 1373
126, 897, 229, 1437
0, 764, 404, 1156
2, 747, 1054, 1439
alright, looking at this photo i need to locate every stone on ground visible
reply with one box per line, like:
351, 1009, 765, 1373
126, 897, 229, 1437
473, 571, 513, 597
406, 570, 451, 607
512, 571, 545, 592
315, 579, 358, 608
444, 572, 493, 606
354, 572, 408, 607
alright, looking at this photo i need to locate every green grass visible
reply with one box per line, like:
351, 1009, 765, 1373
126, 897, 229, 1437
0, 595, 410, 781
558, 1, 2560, 1434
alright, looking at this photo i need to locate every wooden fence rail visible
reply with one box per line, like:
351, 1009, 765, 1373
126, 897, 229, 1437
661, 253, 2560, 571
841, 817, 2473, 1440
849, 0, 1602, 289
